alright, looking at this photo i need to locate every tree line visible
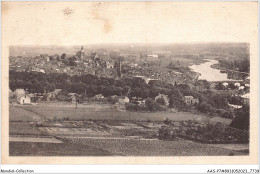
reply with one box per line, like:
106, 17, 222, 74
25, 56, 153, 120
9, 70, 249, 130
218, 58, 250, 73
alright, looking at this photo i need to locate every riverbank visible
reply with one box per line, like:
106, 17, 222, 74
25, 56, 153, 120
189, 59, 248, 82
211, 63, 250, 75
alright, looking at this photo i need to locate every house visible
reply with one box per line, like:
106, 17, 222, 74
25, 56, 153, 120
45, 56, 50, 62
117, 96, 130, 110
68, 93, 77, 103
17, 95, 31, 105
147, 54, 159, 59
184, 96, 199, 105
222, 82, 229, 87
152, 51, 172, 55
239, 86, 245, 90
51, 89, 62, 96
241, 93, 250, 105
228, 103, 242, 109
9, 89, 15, 98
39, 69, 45, 73
15, 89, 26, 98
133, 76, 150, 84
234, 82, 241, 87
130, 97, 146, 105
45, 89, 62, 100
208, 117, 232, 126
93, 94, 104, 102
155, 94, 169, 106
118, 96, 130, 104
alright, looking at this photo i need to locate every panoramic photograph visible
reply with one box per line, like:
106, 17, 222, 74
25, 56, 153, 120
2, 2, 257, 167
9, 43, 250, 156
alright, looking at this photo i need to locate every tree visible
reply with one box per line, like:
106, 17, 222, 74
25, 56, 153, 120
197, 102, 213, 113
70, 82, 86, 94
61, 79, 72, 90
61, 53, 66, 60
115, 87, 123, 96
122, 86, 130, 96
56, 55, 61, 61
68, 56, 77, 66
49, 56, 54, 61
178, 84, 191, 91
169, 89, 187, 111
156, 97, 166, 106
210, 94, 229, 109
215, 82, 224, 90
140, 88, 150, 99
145, 98, 156, 111
230, 105, 249, 130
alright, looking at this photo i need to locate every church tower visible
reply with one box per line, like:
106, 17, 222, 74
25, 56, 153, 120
80, 45, 84, 59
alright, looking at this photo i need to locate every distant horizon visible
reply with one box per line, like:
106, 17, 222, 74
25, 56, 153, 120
9, 42, 250, 47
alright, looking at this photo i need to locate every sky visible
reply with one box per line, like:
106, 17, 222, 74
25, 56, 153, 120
2, 2, 258, 45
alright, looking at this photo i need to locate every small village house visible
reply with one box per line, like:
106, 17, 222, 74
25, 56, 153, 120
184, 96, 199, 105
93, 94, 105, 102
9, 89, 15, 98
17, 94, 31, 105
15, 89, 26, 98
118, 96, 130, 104
234, 82, 241, 87
49, 89, 62, 99
68, 93, 77, 103
241, 93, 250, 105
117, 96, 130, 110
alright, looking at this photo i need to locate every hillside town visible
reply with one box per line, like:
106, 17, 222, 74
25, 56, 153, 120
9, 44, 250, 156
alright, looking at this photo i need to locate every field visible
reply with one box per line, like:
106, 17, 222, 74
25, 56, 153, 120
9, 141, 114, 156
9, 122, 47, 136
10, 138, 246, 156
11, 102, 210, 122
9, 102, 248, 156
9, 105, 43, 122
63, 137, 247, 156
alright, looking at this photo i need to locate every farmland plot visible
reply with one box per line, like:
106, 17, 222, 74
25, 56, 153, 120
18, 103, 209, 122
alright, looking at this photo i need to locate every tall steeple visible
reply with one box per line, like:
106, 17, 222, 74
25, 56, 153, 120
80, 45, 84, 59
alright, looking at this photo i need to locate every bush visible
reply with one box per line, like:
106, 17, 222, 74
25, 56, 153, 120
197, 102, 213, 113
145, 98, 156, 111
230, 105, 249, 130
216, 109, 226, 116
125, 103, 139, 111
107, 96, 118, 104
158, 127, 176, 140
163, 118, 171, 125
63, 116, 70, 121
155, 103, 168, 111
156, 97, 166, 106
221, 110, 234, 119
53, 116, 57, 122
169, 89, 187, 111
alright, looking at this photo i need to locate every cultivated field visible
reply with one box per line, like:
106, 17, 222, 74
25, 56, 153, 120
9, 141, 114, 156
9, 105, 43, 122
9, 102, 248, 156
11, 102, 209, 122
9, 122, 47, 136
9, 137, 247, 156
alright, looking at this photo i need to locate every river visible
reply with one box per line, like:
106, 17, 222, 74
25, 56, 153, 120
189, 59, 246, 82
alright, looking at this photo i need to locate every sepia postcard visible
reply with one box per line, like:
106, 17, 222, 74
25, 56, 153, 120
1, 1, 258, 164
